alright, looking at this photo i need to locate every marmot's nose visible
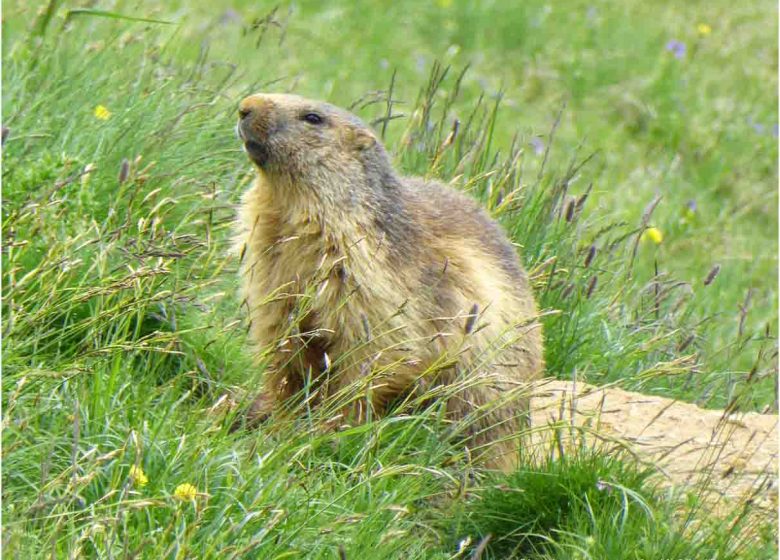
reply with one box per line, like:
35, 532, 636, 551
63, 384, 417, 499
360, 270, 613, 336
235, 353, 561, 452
238, 95, 273, 121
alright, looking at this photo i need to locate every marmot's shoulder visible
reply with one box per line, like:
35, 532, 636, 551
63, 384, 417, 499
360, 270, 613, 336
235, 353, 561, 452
400, 176, 527, 283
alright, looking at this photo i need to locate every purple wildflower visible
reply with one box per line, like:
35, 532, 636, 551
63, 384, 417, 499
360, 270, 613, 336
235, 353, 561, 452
773, 124, 779, 138
219, 9, 240, 25
747, 117, 766, 135
415, 54, 427, 73
666, 40, 686, 59
530, 136, 545, 156
686, 199, 697, 213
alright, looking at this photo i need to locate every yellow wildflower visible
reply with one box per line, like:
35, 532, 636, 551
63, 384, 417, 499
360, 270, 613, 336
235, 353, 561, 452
94, 105, 112, 120
437, 0, 453, 7
641, 227, 663, 244
174, 482, 198, 501
697, 23, 712, 37
129, 465, 148, 487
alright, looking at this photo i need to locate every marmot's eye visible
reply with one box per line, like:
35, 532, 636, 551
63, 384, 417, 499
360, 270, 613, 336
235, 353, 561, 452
301, 112, 324, 125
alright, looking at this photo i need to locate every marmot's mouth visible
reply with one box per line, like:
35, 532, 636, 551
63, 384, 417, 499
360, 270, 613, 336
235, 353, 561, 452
244, 139, 269, 167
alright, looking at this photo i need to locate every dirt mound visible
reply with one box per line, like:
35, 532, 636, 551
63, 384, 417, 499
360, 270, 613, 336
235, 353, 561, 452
530, 379, 778, 509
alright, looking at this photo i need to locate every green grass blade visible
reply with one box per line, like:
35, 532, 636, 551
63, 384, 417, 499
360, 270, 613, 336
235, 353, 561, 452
64, 9, 175, 26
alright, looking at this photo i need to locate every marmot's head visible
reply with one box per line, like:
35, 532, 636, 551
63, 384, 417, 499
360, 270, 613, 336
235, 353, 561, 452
238, 94, 391, 193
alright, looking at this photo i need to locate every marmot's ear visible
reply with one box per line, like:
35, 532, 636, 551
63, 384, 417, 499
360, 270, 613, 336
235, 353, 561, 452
351, 128, 377, 151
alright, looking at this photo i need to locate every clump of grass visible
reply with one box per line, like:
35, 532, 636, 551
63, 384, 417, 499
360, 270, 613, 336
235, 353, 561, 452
441, 449, 776, 560
461, 453, 659, 558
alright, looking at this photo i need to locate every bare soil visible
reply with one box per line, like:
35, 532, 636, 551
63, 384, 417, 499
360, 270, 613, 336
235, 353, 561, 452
530, 379, 778, 510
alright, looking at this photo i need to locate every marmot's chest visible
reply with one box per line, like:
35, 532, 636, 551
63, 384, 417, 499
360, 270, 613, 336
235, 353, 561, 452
264, 232, 346, 290
241, 202, 415, 342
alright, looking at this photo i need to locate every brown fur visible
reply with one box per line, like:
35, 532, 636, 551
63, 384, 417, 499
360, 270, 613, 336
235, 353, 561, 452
234, 93, 543, 469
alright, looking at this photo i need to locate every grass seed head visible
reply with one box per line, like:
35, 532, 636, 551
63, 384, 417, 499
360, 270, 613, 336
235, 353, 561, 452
118, 158, 130, 184
586, 275, 598, 298
704, 264, 721, 286
584, 244, 597, 268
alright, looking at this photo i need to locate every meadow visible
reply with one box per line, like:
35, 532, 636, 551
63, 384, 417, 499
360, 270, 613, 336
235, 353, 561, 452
2, 1, 777, 558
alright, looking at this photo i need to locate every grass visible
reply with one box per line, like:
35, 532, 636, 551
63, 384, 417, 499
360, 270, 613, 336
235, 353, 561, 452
2, 0, 777, 558
445, 451, 777, 559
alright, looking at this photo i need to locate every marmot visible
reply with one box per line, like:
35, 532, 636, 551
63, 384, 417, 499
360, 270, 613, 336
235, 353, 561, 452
234, 93, 543, 470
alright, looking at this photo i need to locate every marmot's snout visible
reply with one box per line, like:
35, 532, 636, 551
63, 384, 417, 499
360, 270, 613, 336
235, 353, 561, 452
238, 95, 276, 167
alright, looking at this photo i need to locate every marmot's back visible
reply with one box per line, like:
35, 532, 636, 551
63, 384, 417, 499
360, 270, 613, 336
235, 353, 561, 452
403, 177, 531, 287
400, 177, 543, 379
235, 93, 543, 470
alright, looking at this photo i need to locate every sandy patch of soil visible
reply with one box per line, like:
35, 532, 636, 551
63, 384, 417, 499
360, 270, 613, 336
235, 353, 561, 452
530, 379, 778, 509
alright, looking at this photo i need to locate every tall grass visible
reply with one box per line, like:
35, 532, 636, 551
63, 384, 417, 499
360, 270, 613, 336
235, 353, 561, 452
2, 4, 776, 559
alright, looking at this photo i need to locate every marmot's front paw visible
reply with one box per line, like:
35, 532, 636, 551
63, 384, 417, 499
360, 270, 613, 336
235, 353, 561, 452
229, 393, 274, 432
207, 393, 237, 419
